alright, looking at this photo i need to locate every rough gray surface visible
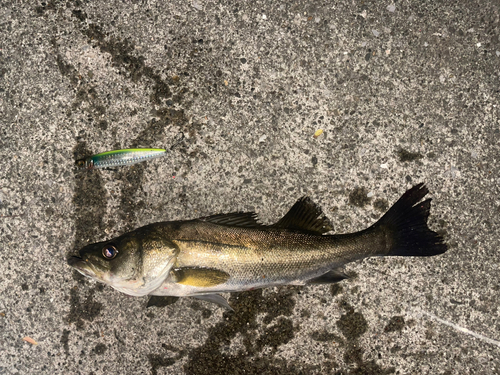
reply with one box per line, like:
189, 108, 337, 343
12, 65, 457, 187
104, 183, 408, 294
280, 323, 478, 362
1, 0, 499, 374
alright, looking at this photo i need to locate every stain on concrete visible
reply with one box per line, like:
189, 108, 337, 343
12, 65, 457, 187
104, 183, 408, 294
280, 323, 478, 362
384, 316, 405, 333
51, 39, 107, 118
48, 2, 198, 242
66, 287, 103, 330
261, 288, 298, 324
116, 165, 146, 232
53, 52, 80, 87
183, 288, 321, 375
349, 187, 371, 208
148, 344, 187, 375
330, 284, 344, 297
336, 302, 395, 374
310, 330, 344, 344
60, 329, 70, 356
83, 24, 147, 83
256, 317, 297, 352
72, 142, 108, 251
337, 309, 368, 340
52, 37, 111, 252
72, 269, 88, 285
73, 18, 188, 124
93, 343, 107, 355
189, 301, 213, 320
34, 2, 56, 16
147, 296, 180, 308
397, 148, 423, 162
373, 198, 389, 212
148, 354, 177, 375
67, 16, 192, 230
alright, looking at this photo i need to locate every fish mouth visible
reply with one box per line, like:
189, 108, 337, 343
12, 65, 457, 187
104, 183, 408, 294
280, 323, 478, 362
67, 255, 83, 267
67, 256, 98, 278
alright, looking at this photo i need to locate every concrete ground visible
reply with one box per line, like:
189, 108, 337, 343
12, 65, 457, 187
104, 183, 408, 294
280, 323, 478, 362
1, 0, 499, 374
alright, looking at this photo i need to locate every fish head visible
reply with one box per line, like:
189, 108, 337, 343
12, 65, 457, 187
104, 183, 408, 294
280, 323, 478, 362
68, 226, 179, 296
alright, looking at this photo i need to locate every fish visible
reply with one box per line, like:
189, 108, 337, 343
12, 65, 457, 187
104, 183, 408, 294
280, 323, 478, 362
68, 184, 447, 310
75, 148, 166, 169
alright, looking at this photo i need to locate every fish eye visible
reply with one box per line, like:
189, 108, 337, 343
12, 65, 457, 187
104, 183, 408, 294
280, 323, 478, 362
102, 245, 118, 260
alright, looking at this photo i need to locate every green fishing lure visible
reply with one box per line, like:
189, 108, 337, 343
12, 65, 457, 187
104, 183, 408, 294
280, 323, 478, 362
76, 148, 166, 169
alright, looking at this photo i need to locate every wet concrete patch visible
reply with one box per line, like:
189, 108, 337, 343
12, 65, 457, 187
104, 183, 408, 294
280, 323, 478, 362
60, 329, 70, 356
349, 187, 371, 208
336, 302, 395, 374
148, 354, 177, 375
183, 288, 315, 375
256, 317, 297, 352
93, 343, 107, 355
384, 316, 406, 333
397, 148, 423, 163
330, 284, 344, 297
66, 287, 103, 330
147, 296, 180, 308
148, 344, 187, 375
189, 301, 213, 320
310, 330, 344, 344
72, 142, 108, 250
83, 23, 147, 83
337, 309, 368, 340
116, 165, 145, 232
373, 198, 389, 212
51, 38, 108, 118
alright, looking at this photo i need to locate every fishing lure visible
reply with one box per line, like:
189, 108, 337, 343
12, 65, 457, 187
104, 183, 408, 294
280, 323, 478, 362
75, 148, 166, 170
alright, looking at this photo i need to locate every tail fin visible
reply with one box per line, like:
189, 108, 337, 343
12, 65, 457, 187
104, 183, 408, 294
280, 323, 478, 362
375, 183, 447, 257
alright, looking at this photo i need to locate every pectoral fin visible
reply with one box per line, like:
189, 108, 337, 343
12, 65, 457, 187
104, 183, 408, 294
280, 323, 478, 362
192, 294, 234, 311
173, 267, 230, 287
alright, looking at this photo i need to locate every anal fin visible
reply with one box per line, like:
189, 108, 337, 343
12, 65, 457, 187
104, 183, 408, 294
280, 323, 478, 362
306, 269, 348, 284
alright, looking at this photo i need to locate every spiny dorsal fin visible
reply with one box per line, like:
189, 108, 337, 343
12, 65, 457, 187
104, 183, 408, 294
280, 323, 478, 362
200, 212, 264, 228
273, 196, 334, 234
173, 267, 230, 287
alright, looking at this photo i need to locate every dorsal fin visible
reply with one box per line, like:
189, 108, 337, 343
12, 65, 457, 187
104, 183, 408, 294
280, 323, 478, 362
273, 196, 334, 234
200, 212, 264, 228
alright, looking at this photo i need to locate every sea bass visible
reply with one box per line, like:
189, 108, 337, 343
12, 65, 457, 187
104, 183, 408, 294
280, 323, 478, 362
68, 184, 447, 309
